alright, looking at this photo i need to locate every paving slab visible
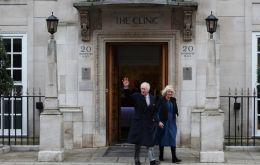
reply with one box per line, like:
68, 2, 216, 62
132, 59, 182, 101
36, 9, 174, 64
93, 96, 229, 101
0, 146, 259, 164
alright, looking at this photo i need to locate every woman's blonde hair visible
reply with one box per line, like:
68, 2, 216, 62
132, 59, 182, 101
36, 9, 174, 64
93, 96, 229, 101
161, 85, 175, 96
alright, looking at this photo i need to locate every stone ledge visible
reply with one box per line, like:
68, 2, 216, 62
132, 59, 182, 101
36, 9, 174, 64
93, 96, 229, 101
0, 145, 10, 154
60, 106, 83, 113
225, 146, 260, 151
11, 145, 39, 151
0, 0, 27, 5
38, 150, 64, 162
200, 151, 225, 163
74, 0, 198, 9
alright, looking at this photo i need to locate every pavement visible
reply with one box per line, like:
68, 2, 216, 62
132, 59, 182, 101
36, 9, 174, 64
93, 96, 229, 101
0, 145, 260, 165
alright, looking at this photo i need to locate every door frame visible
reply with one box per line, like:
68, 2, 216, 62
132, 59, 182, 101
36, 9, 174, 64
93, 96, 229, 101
93, 31, 178, 147
106, 42, 169, 145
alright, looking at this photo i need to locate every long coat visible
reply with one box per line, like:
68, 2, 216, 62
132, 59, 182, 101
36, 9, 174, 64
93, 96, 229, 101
124, 89, 156, 147
157, 97, 179, 122
154, 97, 179, 146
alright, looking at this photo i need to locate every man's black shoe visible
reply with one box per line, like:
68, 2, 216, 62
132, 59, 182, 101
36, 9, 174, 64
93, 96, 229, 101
150, 160, 160, 165
135, 161, 141, 165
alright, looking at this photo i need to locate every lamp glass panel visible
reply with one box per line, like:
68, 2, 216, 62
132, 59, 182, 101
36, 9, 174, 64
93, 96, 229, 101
209, 21, 214, 30
50, 22, 54, 30
53, 21, 58, 32
47, 22, 51, 32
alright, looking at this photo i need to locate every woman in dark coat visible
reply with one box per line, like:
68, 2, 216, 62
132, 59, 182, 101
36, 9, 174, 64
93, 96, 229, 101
155, 85, 181, 163
122, 77, 159, 165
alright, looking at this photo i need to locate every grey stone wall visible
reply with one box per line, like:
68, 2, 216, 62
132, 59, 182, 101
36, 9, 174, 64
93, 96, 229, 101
1, 0, 260, 148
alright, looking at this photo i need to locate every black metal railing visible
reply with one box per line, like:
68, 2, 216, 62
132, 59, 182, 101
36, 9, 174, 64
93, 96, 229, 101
0, 89, 44, 145
220, 88, 257, 146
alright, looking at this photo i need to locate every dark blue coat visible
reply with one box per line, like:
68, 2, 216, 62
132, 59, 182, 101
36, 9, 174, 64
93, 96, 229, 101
154, 97, 179, 146
156, 97, 179, 122
124, 89, 156, 147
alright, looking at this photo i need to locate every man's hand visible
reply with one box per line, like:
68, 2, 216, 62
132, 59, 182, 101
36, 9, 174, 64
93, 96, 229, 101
122, 77, 129, 88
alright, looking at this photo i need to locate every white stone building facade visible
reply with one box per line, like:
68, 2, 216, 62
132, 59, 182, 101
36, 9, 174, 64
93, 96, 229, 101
1, 0, 260, 162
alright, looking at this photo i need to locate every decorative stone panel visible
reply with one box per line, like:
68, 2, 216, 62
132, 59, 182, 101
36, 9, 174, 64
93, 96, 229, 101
183, 10, 193, 42
60, 106, 83, 149
77, 7, 90, 41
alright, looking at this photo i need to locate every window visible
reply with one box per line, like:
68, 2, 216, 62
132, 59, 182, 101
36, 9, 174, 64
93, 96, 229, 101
252, 33, 260, 136
0, 34, 27, 135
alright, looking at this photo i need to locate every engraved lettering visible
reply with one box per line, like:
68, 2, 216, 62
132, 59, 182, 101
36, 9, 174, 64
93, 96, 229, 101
116, 16, 159, 25
116, 16, 130, 24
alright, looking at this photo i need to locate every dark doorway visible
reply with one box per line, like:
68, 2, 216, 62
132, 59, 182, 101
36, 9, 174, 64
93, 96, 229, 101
106, 43, 168, 145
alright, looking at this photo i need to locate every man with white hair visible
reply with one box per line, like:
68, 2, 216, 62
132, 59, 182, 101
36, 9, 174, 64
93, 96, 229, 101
122, 77, 159, 165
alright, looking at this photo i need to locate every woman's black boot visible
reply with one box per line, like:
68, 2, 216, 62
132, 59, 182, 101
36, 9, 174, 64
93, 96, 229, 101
159, 146, 164, 161
171, 147, 181, 163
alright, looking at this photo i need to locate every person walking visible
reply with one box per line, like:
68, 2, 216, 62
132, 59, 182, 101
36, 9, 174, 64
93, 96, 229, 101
155, 85, 181, 163
122, 77, 159, 165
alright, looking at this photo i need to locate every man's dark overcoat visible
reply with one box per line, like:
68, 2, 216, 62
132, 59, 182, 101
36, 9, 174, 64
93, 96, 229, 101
124, 89, 156, 147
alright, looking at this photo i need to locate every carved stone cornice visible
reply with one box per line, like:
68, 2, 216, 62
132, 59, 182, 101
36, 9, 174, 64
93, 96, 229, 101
74, 1, 197, 42
74, 0, 198, 7
183, 10, 193, 42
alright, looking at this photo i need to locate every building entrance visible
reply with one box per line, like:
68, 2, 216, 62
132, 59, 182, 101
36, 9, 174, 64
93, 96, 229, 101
106, 42, 168, 145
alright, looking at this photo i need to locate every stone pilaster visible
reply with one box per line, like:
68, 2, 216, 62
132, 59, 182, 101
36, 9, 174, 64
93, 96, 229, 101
38, 38, 64, 162
200, 39, 224, 163
200, 110, 224, 162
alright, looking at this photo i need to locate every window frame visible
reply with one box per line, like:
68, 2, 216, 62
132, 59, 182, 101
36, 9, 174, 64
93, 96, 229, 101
252, 32, 260, 136
0, 33, 27, 135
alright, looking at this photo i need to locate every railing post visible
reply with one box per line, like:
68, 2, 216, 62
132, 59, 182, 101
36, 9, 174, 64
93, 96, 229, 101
14, 93, 17, 145
0, 96, 3, 145
33, 88, 35, 145
240, 88, 243, 146
247, 88, 250, 146
253, 88, 256, 146
26, 89, 29, 145
234, 95, 237, 146
228, 88, 231, 146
